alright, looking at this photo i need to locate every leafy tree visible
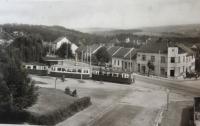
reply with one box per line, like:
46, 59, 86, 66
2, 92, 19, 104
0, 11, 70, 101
10, 36, 46, 62
95, 47, 111, 66
0, 48, 38, 111
147, 60, 155, 76
56, 43, 74, 59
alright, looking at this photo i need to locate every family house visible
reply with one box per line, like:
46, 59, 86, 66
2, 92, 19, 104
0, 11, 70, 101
110, 47, 137, 72
51, 37, 78, 54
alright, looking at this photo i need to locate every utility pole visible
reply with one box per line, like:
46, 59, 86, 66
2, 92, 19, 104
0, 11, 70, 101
55, 77, 58, 89
90, 47, 92, 67
166, 89, 170, 111
81, 50, 83, 80
86, 46, 88, 64
89, 47, 92, 77
158, 50, 161, 77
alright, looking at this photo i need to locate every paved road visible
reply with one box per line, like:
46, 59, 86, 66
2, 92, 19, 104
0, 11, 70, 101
135, 75, 200, 96
31, 75, 194, 126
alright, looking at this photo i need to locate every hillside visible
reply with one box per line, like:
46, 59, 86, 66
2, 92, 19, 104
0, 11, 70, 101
0, 24, 107, 46
80, 24, 200, 38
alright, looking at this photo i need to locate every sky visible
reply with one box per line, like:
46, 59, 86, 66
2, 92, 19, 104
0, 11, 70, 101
0, 0, 200, 29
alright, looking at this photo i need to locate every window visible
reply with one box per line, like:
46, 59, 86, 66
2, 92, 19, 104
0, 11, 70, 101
57, 68, 62, 71
118, 60, 120, 66
160, 67, 165, 75
62, 68, 66, 72
78, 69, 81, 73
84, 70, 88, 73
151, 56, 155, 62
27, 66, 31, 69
183, 56, 185, 62
113, 73, 119, 77
33, 65, 36, 70
142, 55, 146, 61
178, 57, 180, 63
125, 62, 127, 69
171, 57, 175, 63
161, 56, 165, 63
114, 60, 116, 65
67, 68, 73, 72
72, 69, 76, 72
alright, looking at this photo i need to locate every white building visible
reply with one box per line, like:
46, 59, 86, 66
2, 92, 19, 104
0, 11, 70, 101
109, 47, 137, 72
52, 37, 78, 54
137, 41, 195, 78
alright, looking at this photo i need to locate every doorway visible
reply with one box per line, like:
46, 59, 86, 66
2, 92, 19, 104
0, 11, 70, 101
170, 70, 175, 77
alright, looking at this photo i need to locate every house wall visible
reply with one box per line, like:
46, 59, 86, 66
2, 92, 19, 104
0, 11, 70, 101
136, 47, 196, 78
136, 52, 168, 76
167, 47, 195, 78
112, 58, 136, 72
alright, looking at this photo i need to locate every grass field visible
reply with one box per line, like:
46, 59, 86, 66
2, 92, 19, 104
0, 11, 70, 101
26, 87, 91, 125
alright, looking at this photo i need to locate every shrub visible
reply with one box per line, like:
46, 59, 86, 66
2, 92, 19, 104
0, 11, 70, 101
64, 87, 71, 95
27, 97, 91, 125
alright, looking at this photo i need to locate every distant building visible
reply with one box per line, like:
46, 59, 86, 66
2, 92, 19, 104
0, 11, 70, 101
50, 37, 78, 54
137, 40, 195, 78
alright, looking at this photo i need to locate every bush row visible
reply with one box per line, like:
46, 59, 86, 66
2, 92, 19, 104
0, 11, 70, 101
28, 97, 91, 125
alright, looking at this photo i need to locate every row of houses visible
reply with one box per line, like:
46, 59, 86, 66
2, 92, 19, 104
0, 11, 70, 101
77, 40, 196, 79
41, 36, 196, 79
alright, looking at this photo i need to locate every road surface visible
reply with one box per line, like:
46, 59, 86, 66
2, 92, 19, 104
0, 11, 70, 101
31, 75, 196, 126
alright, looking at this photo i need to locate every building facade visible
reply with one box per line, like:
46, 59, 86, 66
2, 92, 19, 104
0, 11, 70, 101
137, 41, 195, 78
111, 47, 137, 72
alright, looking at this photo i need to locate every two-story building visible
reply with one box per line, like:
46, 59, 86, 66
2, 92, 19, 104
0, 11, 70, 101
137, 41, 195, 78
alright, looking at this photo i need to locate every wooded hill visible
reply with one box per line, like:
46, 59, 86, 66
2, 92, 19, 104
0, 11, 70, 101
0, 24, 107, 46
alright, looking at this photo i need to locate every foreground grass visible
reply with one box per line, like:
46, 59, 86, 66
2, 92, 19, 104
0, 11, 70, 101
26, 87, 91, 125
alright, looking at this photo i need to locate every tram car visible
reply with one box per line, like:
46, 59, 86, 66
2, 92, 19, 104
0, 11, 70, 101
49, 64, 91, 79
92, 68, 135, 84
23, 62, 48, 76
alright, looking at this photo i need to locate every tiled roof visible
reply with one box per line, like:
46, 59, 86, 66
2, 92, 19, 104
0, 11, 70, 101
138, 39, 170, 54
138, 39, 195, 55
113, 47, 134, 59
124, 49, 138, 60
107, 46, 121, 56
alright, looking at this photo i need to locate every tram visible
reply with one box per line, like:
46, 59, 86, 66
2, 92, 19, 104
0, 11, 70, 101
92, 68, 135, 84
49, 64, 91, 79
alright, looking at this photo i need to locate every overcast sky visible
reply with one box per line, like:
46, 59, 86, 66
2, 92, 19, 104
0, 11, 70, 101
0, 0, 200, 29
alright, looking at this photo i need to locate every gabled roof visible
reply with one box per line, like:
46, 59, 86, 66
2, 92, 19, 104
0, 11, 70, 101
124, 49, 138, 60
107, 46, 121, 56
113, 47, 135, 59
53, 37, 71, 44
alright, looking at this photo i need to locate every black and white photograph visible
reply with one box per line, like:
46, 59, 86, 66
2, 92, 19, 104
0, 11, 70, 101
0, 0, 200, 126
